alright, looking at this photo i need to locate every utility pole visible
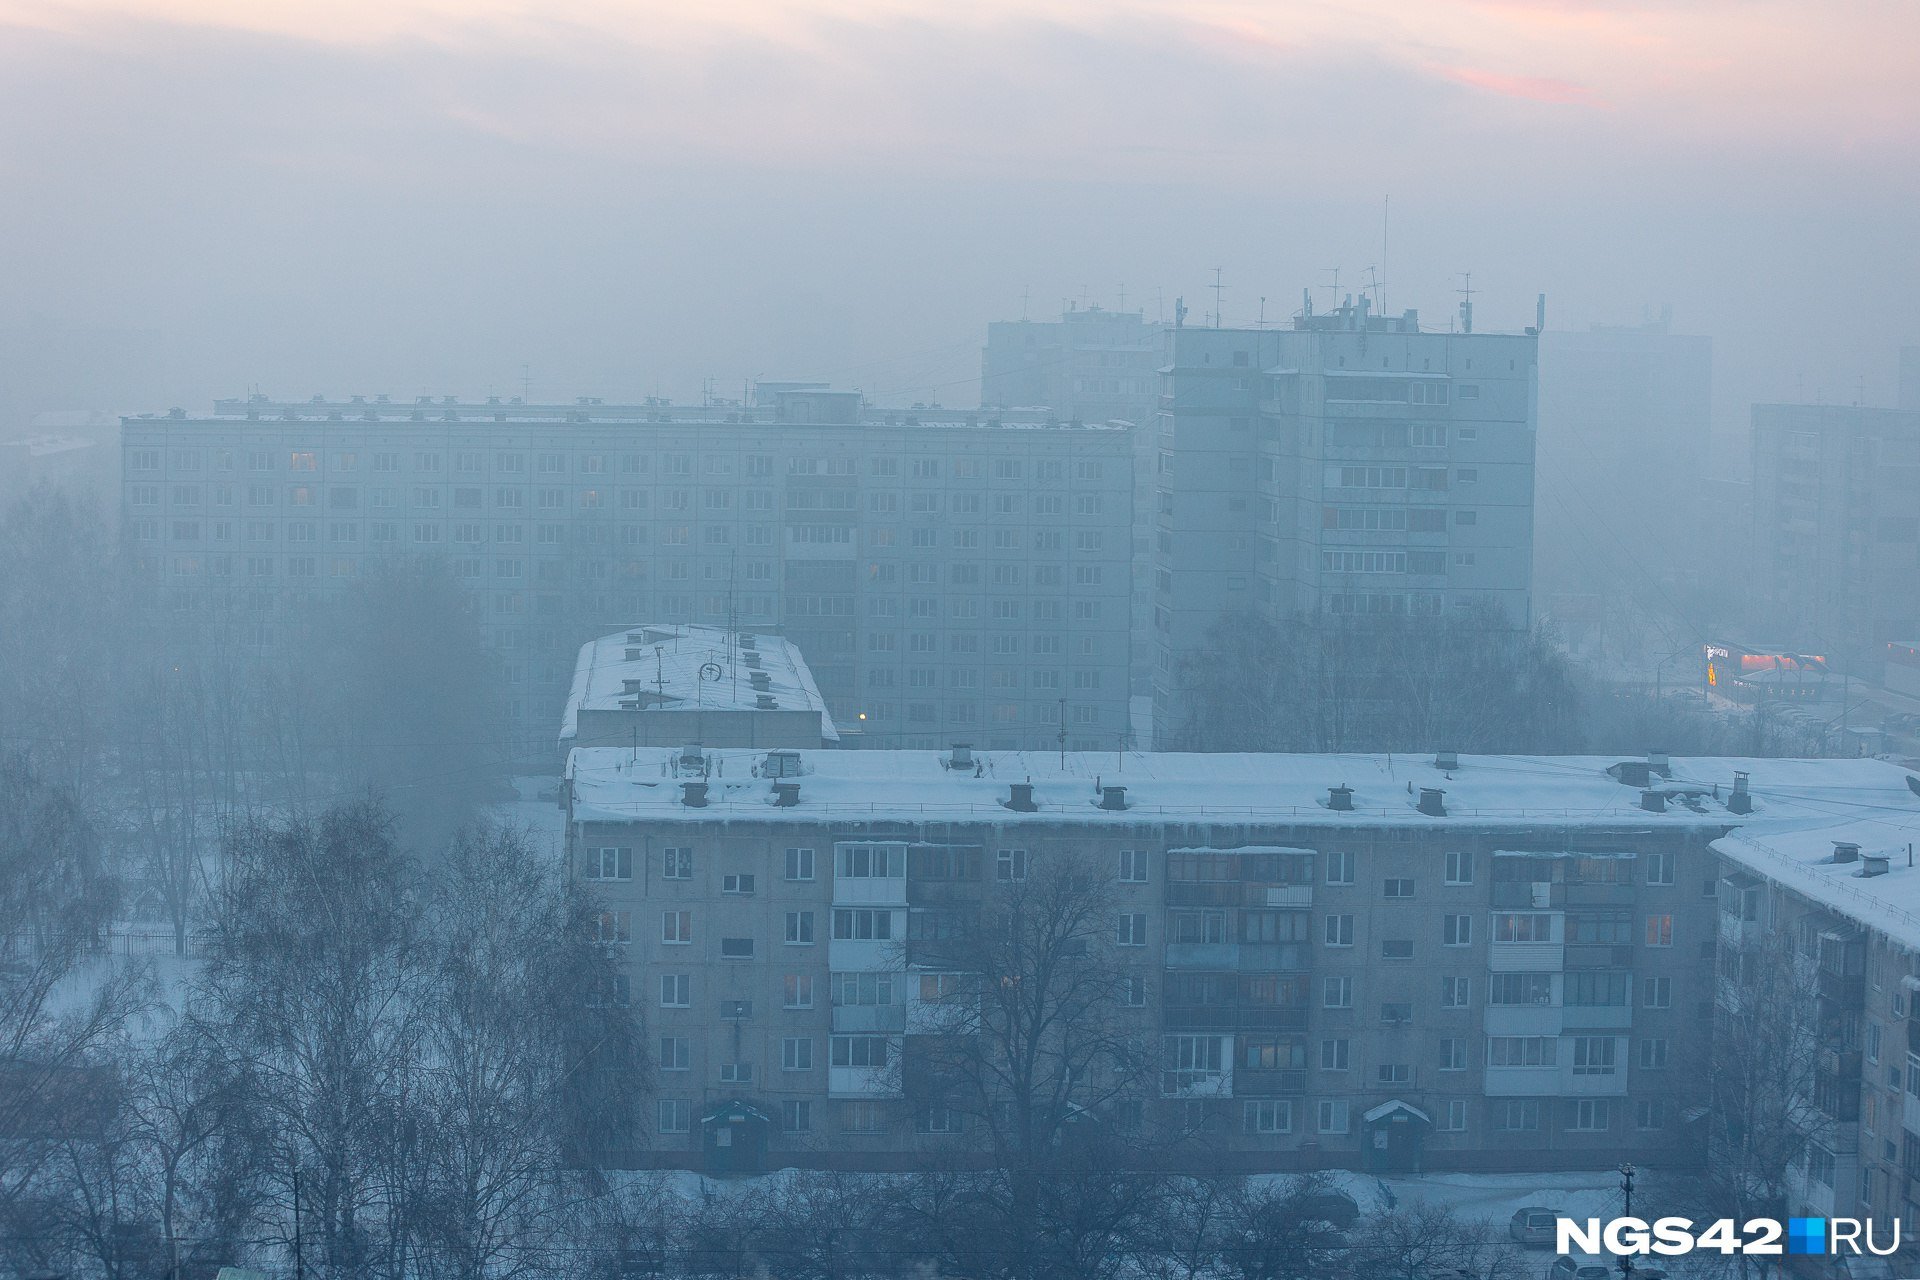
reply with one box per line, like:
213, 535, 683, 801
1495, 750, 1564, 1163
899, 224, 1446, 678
1618, 1163, 1636, 1279
1058, 697, 1067, 767
293, 1166, 305, 1280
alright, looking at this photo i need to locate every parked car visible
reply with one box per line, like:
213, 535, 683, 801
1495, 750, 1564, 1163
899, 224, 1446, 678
1546, 1256, 1614, 1280
1295, 1188, 1362, 1229
1510, 1206, 1561, 1246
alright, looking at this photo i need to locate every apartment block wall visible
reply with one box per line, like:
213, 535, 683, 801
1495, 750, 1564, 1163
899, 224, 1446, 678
570, 806, 1717, 1173
121, 410, 1136, 756
1150, 314, 1538, 739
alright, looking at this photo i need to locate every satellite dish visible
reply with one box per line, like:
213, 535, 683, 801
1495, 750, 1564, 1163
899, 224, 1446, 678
699, 661, 724, 683
1908, 775, 1920, 799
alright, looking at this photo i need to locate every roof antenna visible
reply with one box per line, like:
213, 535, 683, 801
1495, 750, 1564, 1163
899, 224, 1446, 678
1210, 268, 1225, 328
1457, 272, 1475, 335
1381, 194, 1389, 315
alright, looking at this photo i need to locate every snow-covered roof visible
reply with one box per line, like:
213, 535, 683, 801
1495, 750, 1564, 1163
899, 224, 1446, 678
1713, 799, 1920, 951
565, 748, 1919, 832
560, 625, 837, 744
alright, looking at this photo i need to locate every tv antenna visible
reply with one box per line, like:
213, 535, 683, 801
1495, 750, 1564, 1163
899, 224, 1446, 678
1322, 267, 1341, 312
1210, 267, 1225, 328
1456, 272, 1476, 335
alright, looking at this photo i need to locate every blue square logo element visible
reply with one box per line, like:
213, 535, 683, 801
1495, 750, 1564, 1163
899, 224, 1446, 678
1788, 1218, 1827, 1255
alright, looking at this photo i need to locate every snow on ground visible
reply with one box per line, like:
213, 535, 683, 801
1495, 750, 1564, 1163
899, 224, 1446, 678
494, 775, 569, 864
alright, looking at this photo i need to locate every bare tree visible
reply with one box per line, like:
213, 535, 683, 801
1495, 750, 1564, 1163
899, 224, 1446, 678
1346, 1203, 1523, 1280
1213, 1175, 1351, 1280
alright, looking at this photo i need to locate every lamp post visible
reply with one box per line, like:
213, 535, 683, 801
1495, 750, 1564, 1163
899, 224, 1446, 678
1618, 1163, 1636, 1279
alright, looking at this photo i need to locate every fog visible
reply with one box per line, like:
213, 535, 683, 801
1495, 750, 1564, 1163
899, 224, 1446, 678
5, 3, 1920, 1278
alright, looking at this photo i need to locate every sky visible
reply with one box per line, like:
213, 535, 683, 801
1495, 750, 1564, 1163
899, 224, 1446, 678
0, 0, 1915, 431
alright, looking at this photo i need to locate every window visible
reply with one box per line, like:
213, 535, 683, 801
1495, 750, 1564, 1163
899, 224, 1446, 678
662, 847, 693, 879
782, 1100, 812, 1133
1646, 851, 1676, 886
1443, 914, 1472, 946
836, 844, 904, 878
1378, 1063, 1411, 1085
1440, 1038, 1467, 1071
1384, 877, 1414, 898
1645, 913, 1673, 946
1636, 1100, 1667, 1131
1442, 976, 1471, 1007
782, 1038, 814, 1071
586, 846, 632, 880
1244, 1100, 1292, 1134
719, 937, 754, 959
786, 847, 815, 881
786, 911, 815, 944
1323, 976, 1353, 1009
1492, 913, 1553, 943
660, 974, 690, 1007
1120, 973, 1148, 1007
722, 873, 755, 895
1325, 850, 1354, 884
1567, 1099, 1611, 1132
1571, 1037, 1617, 1076
1317, 1100, 1350, 1134
1319, 1039, 1350, 1070
1639, 1038, 1669, 1069
1564, 971, 1630, 1007
1489, 973, 1554, 1006
1445, 851, 1473, 885
997, 848, 1028, 882
830, 1035, 890, 1069
1380, 939, 1414, 960
593, 911, 631, 944
1118, 913, 1147, 946
1489, 1036, 1556, 1067
1380, 1001, 1412, 1024
1496, 1100, 1541, 1131
657, 1099, 690, 1134
784, 974, 815, 1009
1118, 849, 1149, 882
832, 908, 893, 940
661, 910, 691, 944
1642, 976, 1672, 1009
1442, 1100, 1468, 1132
1324, 914, 1354, 947
659, 1036, 689, 1071
719, 1062, 752, 1084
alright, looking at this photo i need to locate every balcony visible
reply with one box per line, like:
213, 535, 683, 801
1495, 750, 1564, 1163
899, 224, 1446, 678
832, 1005, 907, 1035
1492, 882, 1563, 909
1484, 1004, 1563, 1037
1484, 1065, 1560, 1097
1821, 1046, 1864, 1081
1161, 1068, 1231, 1098
828, 1065, 901, 1099
1813, 1071, 1862, 1122
1909, 1019, 1920, 1054
1166, 942, 1239, 969
1817, 970, 1867, 1007
1162, 1005, 1308, 1034
1565, 882, 1638, 907
906, 882, 980, 908
1489, 941, 1565, 972
1564, 943, 1634, 969
1560, 1004, 1633, 1031
1236, 1070, 1308, 1097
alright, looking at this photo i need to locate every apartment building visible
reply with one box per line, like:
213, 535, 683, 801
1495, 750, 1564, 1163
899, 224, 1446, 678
121, 389, 1136, 756
1149, 297, 1538, 739
982, 305, 1168, 703
1713, 804, 1920, 1244
562, 745, 1911, 1175
1749, 403, 1920, 663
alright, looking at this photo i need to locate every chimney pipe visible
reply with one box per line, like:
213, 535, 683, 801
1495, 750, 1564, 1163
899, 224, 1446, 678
681, 781, 709, 808
1328, 785, 1354, 812
1434, 750, 1458, 772
1099, 785, 1128, 811
1417, 787, 1446, 817
772, 782, 800, 807
1005, 782, 1037, 812
1833, 841, 1861, 865
1641, 789, 1668, 813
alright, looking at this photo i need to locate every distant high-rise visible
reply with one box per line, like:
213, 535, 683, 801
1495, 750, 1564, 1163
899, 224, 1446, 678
1535, 314, 1713, 607
1748, 403, 1920, 657
1150, 296, 1538, 741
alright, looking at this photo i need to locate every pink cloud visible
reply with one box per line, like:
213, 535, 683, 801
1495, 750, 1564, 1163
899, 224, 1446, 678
1431, 62, 1606, 106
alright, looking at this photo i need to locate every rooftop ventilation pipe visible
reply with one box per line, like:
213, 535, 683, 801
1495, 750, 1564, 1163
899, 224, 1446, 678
946, 743, 974, 771
1099, 785, 1129, 811
1417, 787, 1446, 817
1434, 750, 1459, 771
1005, 782, 1038, 812
1641, 789, 1668, 813
681, 781, 709, 808
1329, 785, 1354, 812
1728, 771, 1752, 815
1862, 854, 1890, 878
772, 782, 801, 808
1834, 841, 1861, 865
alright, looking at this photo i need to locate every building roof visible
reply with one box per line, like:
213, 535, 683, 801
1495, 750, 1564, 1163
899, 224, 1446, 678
1714, 797, 1920, 951
565, 747, 1918, 832
560, 625, 837, 745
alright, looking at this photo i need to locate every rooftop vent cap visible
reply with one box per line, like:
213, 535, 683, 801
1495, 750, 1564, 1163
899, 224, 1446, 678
681, 781, 709, 808
1328, 785, 1354, 812
946, 743, 974, 771
763, 750, 801, 779
1648, 749, 1671, 774
1434, 750, 1459, 771
1099, 785, 1129, 811
1614, 760, 1652, 789
771, 781, 801, 808
1862, 854, 1891, 878
1417, 787, 1447, 817
755, 694, 777, 710
1732, 770, 1750, 795
1005, 782, 1038, 813
678, 744, 706, 772
1641, 789, 1668, 813
1834, 841, 1862, 865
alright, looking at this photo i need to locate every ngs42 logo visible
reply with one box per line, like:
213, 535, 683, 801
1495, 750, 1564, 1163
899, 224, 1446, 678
1558, 1215, 1903, 1259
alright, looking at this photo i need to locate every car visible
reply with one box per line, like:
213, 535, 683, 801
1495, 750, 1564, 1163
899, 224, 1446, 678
1546, 1256, 1614, 1280
1294, 1188, 1362, 1229
1510, 1207, 1561, 1246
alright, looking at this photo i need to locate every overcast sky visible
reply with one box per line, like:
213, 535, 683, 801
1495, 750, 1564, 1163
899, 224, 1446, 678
1, 0, 1914, 429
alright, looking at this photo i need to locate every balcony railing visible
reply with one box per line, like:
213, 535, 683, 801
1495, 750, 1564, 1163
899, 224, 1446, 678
1162, 1005, 1308, 1033
1565, 882, 1638, 907
1817, 970, 1866, 1007
1235, 1069, 1308, 1097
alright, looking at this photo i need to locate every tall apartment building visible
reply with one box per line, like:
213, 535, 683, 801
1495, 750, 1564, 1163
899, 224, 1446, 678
1713, 806, 1920, 1240
121, 389, 1136, 756
562, 745, 1908, 1175
1535, 315, 1713, 606
1150, 298, 1538, 738
1749, 404, 1920, 661
982, 306, 1168, 703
